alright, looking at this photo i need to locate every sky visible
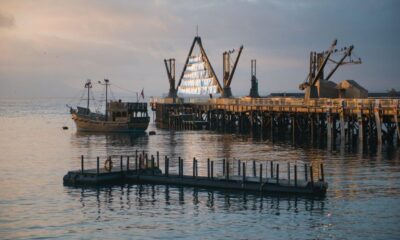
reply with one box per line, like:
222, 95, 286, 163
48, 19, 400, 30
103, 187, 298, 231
0, 0, 399, 99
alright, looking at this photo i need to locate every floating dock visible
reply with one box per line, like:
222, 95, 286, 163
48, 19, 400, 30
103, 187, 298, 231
63, 152, 328, 197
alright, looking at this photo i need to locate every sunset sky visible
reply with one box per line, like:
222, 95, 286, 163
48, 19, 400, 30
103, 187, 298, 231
0, 0, 399, 98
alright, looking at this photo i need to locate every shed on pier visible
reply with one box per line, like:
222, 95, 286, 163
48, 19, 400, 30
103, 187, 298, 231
337, 79, 368, 98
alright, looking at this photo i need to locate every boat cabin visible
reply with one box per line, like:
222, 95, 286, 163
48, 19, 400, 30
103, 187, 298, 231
107, 100, 148, 122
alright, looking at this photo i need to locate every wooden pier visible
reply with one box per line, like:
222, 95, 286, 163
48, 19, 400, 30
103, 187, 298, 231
63, 151, 328, 196
151, 97, 400, 146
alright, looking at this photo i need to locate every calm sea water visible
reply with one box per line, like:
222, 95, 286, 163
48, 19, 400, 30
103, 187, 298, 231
0, 98, 399, 239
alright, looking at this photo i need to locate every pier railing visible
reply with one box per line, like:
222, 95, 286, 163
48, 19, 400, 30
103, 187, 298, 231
75, 150, 325, 185
150, 97, 400, 109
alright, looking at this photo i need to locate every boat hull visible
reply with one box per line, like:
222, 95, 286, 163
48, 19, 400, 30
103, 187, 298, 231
72, 114, 149, 132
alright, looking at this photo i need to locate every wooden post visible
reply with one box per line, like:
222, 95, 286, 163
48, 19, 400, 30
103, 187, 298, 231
304, 164, 308, 181
270, 161, 273, 178
276, 164, 279, 185
294, 165, 298, 187
320, 163, 324, 182
242, 162, 246, 183
238, 160, 241, 176
120, 155, 123, 172
310, 165, 314, 187
157, 151, 160, 167
181, 158, 184, 177
178, 157, 181, 177
226, 161, 230, 180
151, 155, 155, 175
127, 156, 130, 171
253, 160, 256, 177
211, 161, 214, 180
259, 164, 263, 184
81, 155, 84, 174
195, 159, 198, 177
287, 162, 290, 184
222, 159, 226, 176
165, 156, 169, 176
193, 157, 196, 178
97, 156, 99, 175
135, 155, 138, 171
207, 158, 210, 178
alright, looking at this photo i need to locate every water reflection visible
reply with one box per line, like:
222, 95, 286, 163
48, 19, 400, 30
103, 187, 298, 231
71, 185, 326, 219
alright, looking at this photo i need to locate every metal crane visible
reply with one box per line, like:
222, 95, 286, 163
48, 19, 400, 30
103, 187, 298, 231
221, 45, 244, 98
299, 39, 362, 99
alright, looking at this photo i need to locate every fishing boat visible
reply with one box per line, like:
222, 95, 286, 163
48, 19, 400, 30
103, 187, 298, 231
69, 79, 150, 132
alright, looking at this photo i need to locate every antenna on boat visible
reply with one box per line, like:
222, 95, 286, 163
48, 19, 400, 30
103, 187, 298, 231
84, 79, 92, 110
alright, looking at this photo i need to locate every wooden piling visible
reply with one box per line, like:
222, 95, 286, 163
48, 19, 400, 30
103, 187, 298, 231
287, 162, 290, 184
226, 161, 229, 180
120, 155, 123, 172
294, 165, 298, 187
238, 160, 241, 176
157, 151, 159, 167
178, 157, 182, 177
81, 155, 84, 173
304, 164, 308, 181
310, 165, 314, 187
320, 163, 324, 182
270, 161, 273, 178
195, 159, 198, 177
276, 164, 279, 185
165, 156, 169, 176
127, 156, 130, 171
253, 160, 256, 177
211, 161, 214, 180
181, 158, 184, 177
242, 162, 246, 184
207, 158, 210, 178
222, 159, 226, 176
259, 164, 263, 185
96, 156, 99, 175
193, 158, 196, 178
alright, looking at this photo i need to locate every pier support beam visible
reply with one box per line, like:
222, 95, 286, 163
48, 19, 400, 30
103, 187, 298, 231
327, 112, 333, 149
374, 100, 382, 144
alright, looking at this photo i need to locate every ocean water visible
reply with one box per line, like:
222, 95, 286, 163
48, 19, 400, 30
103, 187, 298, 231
0, 98, 399, 239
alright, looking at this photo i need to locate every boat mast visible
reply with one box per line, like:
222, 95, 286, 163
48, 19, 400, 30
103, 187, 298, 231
98, 79, 110, 121
105, 79, 109, 121
84, 79, 92, 110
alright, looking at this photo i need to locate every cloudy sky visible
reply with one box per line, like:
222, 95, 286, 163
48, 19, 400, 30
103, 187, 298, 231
0, 0, 399, 99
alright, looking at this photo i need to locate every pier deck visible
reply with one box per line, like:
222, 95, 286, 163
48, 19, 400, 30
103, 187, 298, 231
151, 97, 400, 145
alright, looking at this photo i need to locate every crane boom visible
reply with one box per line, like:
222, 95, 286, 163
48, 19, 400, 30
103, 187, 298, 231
325, 45, 354, 81
310, 39, 337, 86
226, 45, 244, 87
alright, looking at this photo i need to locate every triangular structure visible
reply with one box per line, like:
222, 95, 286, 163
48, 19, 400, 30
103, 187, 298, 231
177, 36, 222, 96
